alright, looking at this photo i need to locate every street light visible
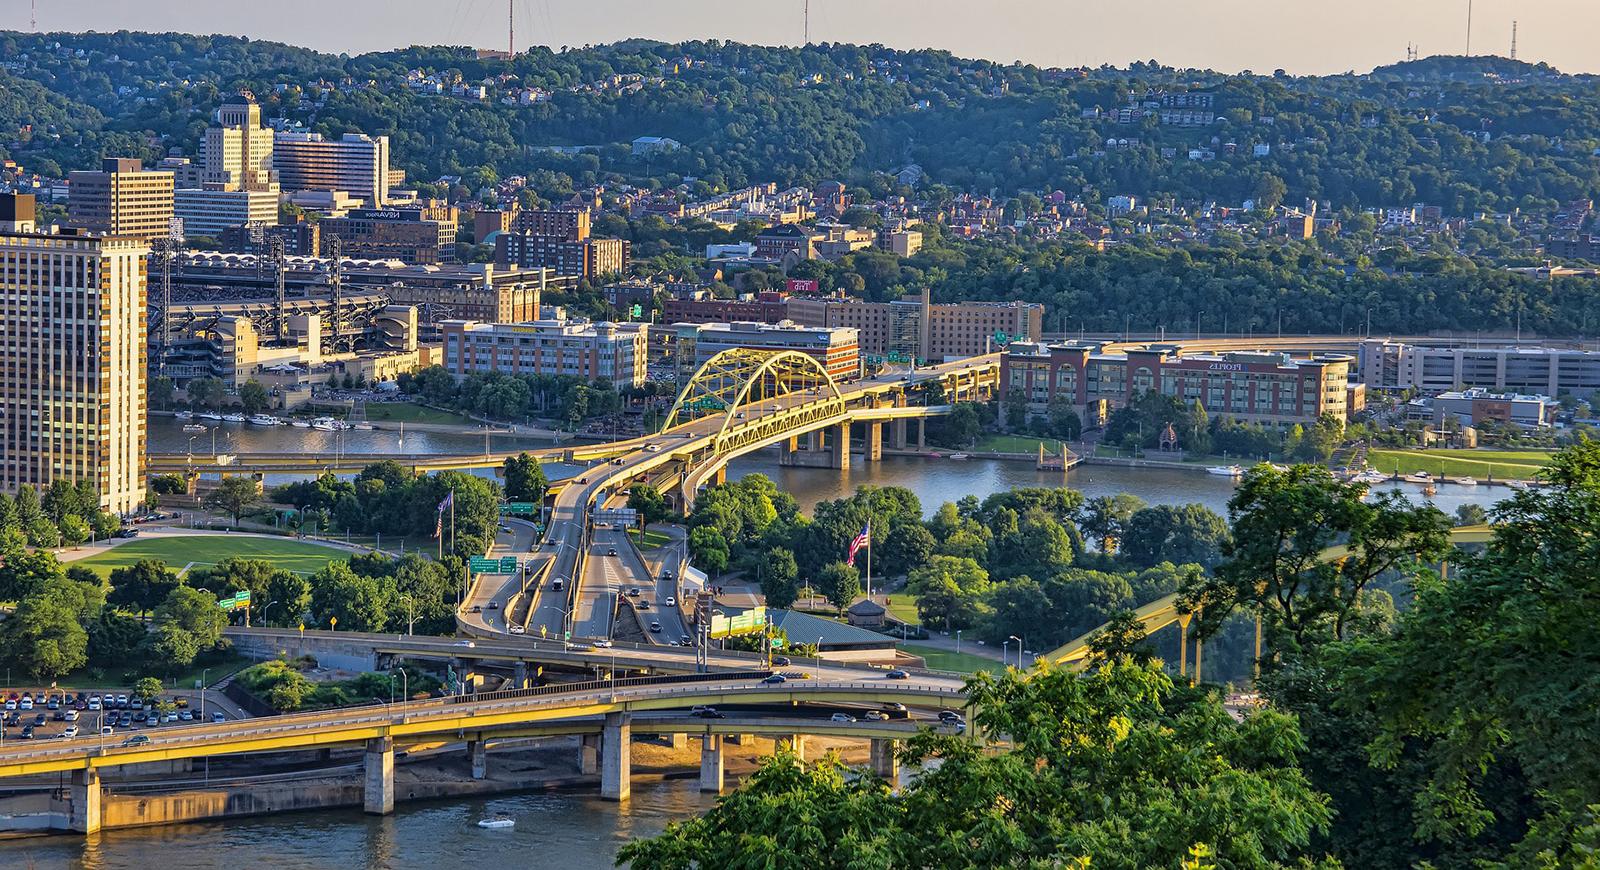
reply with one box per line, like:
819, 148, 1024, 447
392, 666, 409, 720
1001, 638, 1012, 667
199, 669, 209, 722
1008, 635, 1024, 669
955, 629, 962, 655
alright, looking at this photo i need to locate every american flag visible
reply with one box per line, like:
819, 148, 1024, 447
846, 521, 870, 567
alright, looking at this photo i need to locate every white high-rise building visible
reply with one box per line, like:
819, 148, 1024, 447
0, 194, 148, 514
273, 132, 393, 207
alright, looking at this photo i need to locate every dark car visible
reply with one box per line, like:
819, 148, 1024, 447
771, 656, 791, 667
884, 669, 910, 680
760, 674, 787, 685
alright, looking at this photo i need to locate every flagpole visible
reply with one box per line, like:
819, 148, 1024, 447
865, 521, 872, 603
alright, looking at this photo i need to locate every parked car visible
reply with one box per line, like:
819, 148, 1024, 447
61, 726, 78, 738
211, 712, 226, 723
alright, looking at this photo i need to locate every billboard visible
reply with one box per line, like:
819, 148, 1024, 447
709, 606, 768, 639
786, 278, 820, 295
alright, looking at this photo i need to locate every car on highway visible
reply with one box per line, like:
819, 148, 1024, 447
488, 601, 499, 610
453, 640, 476, 648
678, 637, 692, 647
643, 444, 661, 452
864, 710, 889, 721
830, 713, 857, 723
884, 669, 910, 680
509, 624, 525, 635
625, 587, 641, 597
594, 639, 613, 648
121, 734, 150, 747
636, 600, 650, 610
760, 674, 787, 685
470, 605, 482, 613
664, 596, 676, 607
551, 578, 565, 592
771, 656, 791, 666
607, 547, 618, 556
498, 524, 512, 533
691, 706, 723, 719
649, 621, 662, 633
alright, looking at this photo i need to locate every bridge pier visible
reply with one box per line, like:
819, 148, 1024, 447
829, 423, 850, 470
364, 737, 395, 815
870, 738, 899, 785
579, 732, 600, 775
699, 734, 725, 793
469, 738, 487, 780
779, 734, 807, 762
863, 421, 882, 461
889, 419, 907, 450
67, 768, 101, 834
916, 418, 927, 448
600, 712, 632, 801
512, 661, 529, 689
663, 732, 688, 750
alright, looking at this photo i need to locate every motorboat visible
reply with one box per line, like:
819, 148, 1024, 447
476, 816, 515, 829
290, 419, 311, 428
1405, 471, 1433, 484
1508, 479, 1532, 490
1454, 476, 1477, 487
181, 423, 207, 433
197, 412, 223, 421
948, 453, 970, 461
1207, 465, 1243, 477
352, 422, 374, 430
1355, 470, 1389, 484
174, 410, 194, 420
1422, 483, 1438, 498
221, 413, 247, 423
247, 414, 280, 426
311, 417, 344, 431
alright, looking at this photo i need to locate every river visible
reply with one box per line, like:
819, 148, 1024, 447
0, 778, 715, 868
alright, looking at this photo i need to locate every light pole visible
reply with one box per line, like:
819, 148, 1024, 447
1009, 635, 1023, 669
393, 667, 409, 720
97, 713, 107, 752
199, 669, 209, 722
1002, 638, 1012, 667
400, 594, 417, 636
955, 629, 962, 655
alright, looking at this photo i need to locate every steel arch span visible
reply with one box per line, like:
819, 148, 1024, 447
662, 348, 846, 441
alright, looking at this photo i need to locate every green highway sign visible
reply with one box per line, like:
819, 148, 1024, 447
217, 591, 251, 612
501, 502, 537, 516
499, 556, 519, 573
468, 557, 499, 574
709, 606, 768, 639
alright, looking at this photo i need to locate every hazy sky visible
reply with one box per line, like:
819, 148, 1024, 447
19, 1, 1600, 75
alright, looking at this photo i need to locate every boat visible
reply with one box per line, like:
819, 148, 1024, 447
182, 423, 207, 433
476, 816, 515, 830
1422, 483, 1438, 497
290, 419, 311, 428
352, 422, 374, 430
248, 414, 280, 426
1508, 479, 1532, 490
198, 412, 223, 421
174, 410, 194, 420
1455, 476, 1477, 487
1405, 471, 1433, 484
948, 453, 970, 461
221, 413, 247, 423
311, 417, 340, 431
1353, 470, 1388, 484
1207, 465, 1243, 477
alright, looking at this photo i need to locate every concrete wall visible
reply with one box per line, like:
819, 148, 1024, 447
227, 632, 380, 672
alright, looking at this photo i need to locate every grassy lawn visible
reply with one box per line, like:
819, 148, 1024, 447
629, 528, 675, 550
1368, 448, 1553, 480
900, 643, 1006, 675
71, 535, 354, 578
886, 593, 921, 625
48, 652, 255, 692
975, 434, 1067, 455
358, 402, 477, 426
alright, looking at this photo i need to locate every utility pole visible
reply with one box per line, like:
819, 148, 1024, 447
270, 237, 287, 341
30, 0, 36, 32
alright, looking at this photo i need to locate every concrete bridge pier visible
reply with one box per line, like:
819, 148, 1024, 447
512, 661, 529, 690
579, 733, 600, 775
364, 737, 395, 815
699, 734, 725, 793
916, 418, 927, 448
870, 738, 899, 785
829, 423, 851, 470
779, 734, 807, 762
67, 768, 101, 834
469, 738, 487, 780
863, 421, 883, 461
600, 712, 632, 801
889, 419, 908, 449
662, 732, 688, 750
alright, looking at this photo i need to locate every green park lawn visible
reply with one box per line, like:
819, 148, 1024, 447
1368, 448, 1553, 480
357, 402, 477, 426
629, 528, 675, 550
899, 643, 1006, 675
974, 434, 1068, 455
886, 593, 921, 625
71, 535, 354, 578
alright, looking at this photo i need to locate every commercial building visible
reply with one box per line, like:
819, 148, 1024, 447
203, 95, 278, 193
440, 319, 648, 389
173, 188, 279, 238
1359, 339, 1600, 398
496, 232, 628, 279
786, 289, 1043, 362
272, 131, 393, 207
1001, 341, 1353, 428
1412, 387, 1554, 430
321, 204, 458, 264
753, 224, 814, 262
513, 208, 589, 240
218, 218, 321, 257
662, 290, 791, 325
67, 158, 175, 242
674, 320, 861, 382
0, 194, 147, 514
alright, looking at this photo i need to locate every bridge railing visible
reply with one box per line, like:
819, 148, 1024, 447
454, 669, 773, 705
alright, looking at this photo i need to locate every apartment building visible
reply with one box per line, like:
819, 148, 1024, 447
495, 232, 628, 279
67, 158, 175, 242
440, 319, 648, 388
674, 320, 861, 382
1002, 341, 1352, 428
321, 204, 458, 264
1359, 338, 1600, 398
786, 289, 1043, 362
662, 290, 791, 325
0, 194, 147, 513
272, 131, 392, 207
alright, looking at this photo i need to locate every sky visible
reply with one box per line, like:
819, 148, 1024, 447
18, 0, 1600, 76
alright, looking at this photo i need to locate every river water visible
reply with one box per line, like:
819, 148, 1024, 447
0, 778, 715, 868
81, 420, 1506, 866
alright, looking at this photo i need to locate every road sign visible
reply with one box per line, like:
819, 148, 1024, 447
501, 502, 537, 516
499, 556, 518, 573
469, 557, 500, 574
216, 591, 251, 612
709, 606, 768, 639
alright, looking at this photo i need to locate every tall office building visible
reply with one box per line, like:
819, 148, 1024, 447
203, 95, 277, 192
273, 132, 393, 207
67, 158, 176, 242
0, 194, 148, 514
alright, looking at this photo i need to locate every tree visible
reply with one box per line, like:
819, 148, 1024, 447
25, 517, 59, 549
621, 659, 1333, 869
186, 376, 227, 410
908, 556, 991, 631
309, 562, 392, 632
1455, 503, 1488, 526
1183, 464, 1452, 655
2, 582, 89, 680
1120, 503, 1231, 569
238, 379, 270, 414
817, 561, 859, 614
879, 522, 934, 577
205, 477, 261, 526
133, 677, 163, 704
147, 586, 228, 669
1046, 395, 1082, 440
57, 515, 90, 548
108, 559, 182, 617
627, 484, 670, 533
502, 452, 549, 504
759, 547, 800, 610
688, 525, 729, 577
265, 571, 312, 627
1078, 493, 1146, 554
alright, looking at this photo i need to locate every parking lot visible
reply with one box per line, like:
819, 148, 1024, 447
1, 690, 234, 742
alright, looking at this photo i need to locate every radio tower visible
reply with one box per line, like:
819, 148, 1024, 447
30, 0, 36, 32
1510, 20, 1518, 60
804, 0, 810, 45
508, 0, 514, 57
1465, 0, 1473, 56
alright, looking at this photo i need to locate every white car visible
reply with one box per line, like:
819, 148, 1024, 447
829, 713, 857, 723
508, 624, 526, 635
594, 639, 613, 648
664, 596, 676, 607
62, 725, 78, 738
